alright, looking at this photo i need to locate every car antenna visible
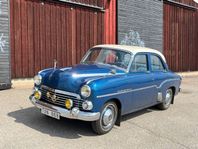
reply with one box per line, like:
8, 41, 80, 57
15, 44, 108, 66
54, 59, 58, 69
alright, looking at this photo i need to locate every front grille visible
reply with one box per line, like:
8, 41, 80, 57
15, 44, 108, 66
40, 85, 84, 110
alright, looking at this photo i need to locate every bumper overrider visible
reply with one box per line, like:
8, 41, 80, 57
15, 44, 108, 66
29, 95, 100, 121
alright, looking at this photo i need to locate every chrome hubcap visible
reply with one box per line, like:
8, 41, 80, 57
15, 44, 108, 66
100, 104, 117, 131
103, 108, 114, 126
165, 89, 172, 106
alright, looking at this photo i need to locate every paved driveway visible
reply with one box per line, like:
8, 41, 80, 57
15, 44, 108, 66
0, 77, 198, 149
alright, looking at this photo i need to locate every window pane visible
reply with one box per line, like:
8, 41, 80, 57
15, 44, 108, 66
82, 48, 131, 70
151, 55, 165, 71
131, 55, 148, 72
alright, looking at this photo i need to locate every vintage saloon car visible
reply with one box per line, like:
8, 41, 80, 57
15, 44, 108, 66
29, 45, 181, 134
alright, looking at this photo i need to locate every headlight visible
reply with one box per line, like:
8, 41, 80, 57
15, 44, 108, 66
34, 75, 42, 85
80, 85, 91, 98
33, 90, 42, 100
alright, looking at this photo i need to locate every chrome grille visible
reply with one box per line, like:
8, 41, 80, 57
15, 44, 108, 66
40, 85, 84, 110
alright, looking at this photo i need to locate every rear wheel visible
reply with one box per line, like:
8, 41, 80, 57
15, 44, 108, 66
157, 88, 174, 110
91, 102, 118, 135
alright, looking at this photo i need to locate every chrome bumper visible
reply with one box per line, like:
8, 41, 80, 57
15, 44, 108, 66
29, 96, 100, 121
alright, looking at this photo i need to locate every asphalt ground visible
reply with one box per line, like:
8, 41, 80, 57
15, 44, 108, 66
0, 77, 198, 149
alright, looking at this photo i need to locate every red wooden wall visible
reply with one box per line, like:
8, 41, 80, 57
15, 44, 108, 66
10, 0, 116, 78
104, 0, 117, 44
164, 0, 198, 72
10, 0, 198, 78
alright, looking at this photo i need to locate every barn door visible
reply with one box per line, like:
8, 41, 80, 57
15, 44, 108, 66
163, 1, 198, 72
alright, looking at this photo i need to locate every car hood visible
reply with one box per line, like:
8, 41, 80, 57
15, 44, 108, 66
41, 64, 125, 93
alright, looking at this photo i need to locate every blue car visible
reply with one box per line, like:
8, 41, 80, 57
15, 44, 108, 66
30, 45, 181, 134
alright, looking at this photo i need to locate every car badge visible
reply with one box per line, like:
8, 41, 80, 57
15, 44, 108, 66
46, 92, 51, 98
51, 94, 57, 102
46, 92, 57, 102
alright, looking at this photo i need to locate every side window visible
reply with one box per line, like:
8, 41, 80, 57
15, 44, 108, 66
130, 54, 148, 72
150, 55, 165, 71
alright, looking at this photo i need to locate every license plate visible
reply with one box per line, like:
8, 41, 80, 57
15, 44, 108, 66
41, 108, 60, 120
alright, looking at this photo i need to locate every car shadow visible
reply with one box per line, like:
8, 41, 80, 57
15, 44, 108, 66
8, 107, 97, 139
8, 106, 159, 139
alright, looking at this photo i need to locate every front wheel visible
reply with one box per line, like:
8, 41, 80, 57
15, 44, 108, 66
157, 88, 174, 110
91, 102, 118, 135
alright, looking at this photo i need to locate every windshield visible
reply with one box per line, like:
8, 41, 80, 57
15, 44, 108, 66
81, 48, 132, 70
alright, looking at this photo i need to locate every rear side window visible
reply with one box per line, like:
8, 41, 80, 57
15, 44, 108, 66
150, 55, 165, 71
130, 54, 148, 72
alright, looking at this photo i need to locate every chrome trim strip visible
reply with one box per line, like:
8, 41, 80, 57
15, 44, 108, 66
38, 68, 53, 74
85, 73, 124, 85
157, 78, 180, 89
60, 67, 72, 71
73, 73, 109, 78
55, 89, 81, 99
29, 96, 100, 121
41, 85, 81, 99
97, 78, 180, 98
97, 85, 156, 98
86, 77, 104, 85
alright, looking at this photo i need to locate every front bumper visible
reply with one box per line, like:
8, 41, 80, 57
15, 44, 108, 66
29, 95, 100, 121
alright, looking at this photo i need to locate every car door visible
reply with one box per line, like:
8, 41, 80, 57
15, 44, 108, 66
124, 53, 157, 114
149, 54, 169, 97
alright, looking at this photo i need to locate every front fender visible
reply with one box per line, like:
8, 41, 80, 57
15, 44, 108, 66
88, 75, 128, 113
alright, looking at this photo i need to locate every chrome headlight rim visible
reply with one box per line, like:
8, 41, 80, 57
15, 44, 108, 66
80, 85, 91, 98
82, 100, 93, 110
34, 74, 42, 86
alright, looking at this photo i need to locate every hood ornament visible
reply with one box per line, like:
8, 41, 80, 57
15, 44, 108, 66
54, 59, 57, 69
49, 59, 57, 80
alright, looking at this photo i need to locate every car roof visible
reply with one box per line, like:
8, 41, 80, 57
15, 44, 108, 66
94, 44, 166, 62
